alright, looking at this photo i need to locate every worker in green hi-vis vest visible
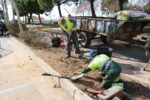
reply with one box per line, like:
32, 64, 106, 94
74, 54, 123, 89
58, 17, 81, 58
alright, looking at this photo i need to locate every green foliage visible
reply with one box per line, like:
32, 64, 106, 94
16, 0, 28, 16
37, 0, 54, 11
144, 1, 150, 13
16, 0, 44, 16
25, 0, 44, 14
7, 21, 27, 37
101, 0, 118, 11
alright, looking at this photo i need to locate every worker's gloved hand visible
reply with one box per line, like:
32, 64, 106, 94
83, 53, 92, 61
81, 67, 92, 74
100, 71, 106, 77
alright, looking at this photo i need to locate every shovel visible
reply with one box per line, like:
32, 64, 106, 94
42, 73, 84, 81
70, 73, 84, 81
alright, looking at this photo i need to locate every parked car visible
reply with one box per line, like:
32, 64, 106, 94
0, 20, 8, 35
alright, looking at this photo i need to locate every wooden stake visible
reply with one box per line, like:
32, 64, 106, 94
143, 60, 150, 71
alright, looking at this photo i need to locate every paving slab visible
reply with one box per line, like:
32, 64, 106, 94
0, 48, 12, 58
0, 36, 93, 100
0, 37, 72, 100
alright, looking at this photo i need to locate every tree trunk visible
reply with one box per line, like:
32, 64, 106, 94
11, 3, 15, 21
89, 0, 96, 17
31, 14, 34, 24
4, 0, 9, 23
118, 0, 126, 10
1, 0, 7, 23
28, 13, 32, 24
57, 3, 62, 17
12, 0, 24, 33
38, 14, 42, 24
23, 16, 25, 23
24, 15, 27, 24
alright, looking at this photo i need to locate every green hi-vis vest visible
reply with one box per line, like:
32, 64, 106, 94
88, 54, 121, 85
60, 18, 77, 36
88, 54, 110, 70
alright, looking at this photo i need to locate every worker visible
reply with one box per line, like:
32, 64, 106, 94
76, 54, 123, 89
58, 17, 81, 58
84, 46, 113, 61
83, 49, 97, 61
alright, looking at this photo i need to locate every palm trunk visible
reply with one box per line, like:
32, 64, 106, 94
11, 4, 15, 21
12, 0, 24, 33
118, 0, 126, 10
4, 0, 9, 23
1, 0, 7, 23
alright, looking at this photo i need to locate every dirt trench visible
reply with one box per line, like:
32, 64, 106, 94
29, 45, 150, 100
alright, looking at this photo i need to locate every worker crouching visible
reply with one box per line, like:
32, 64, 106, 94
83, 46, 113, 62
75, 53, 123, 90
83, 54, 122, 89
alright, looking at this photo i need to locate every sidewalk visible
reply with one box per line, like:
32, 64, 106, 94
0, 36, 72, 100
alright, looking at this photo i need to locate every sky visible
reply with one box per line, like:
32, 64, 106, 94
6, 0, 101, 21
5, 0, 149, 21
40, 0, 101, 20
6, 2, 78, 21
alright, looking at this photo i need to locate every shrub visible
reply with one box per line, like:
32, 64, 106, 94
7, 21, 28, 37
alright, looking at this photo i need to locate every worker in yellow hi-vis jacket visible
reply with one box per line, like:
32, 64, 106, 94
58, 17, 81, 58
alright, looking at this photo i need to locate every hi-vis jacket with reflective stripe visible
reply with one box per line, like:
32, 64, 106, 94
88, 54, 121, 83
60, 18, 77, 36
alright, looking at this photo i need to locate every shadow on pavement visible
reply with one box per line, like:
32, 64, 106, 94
88, 40, 148, 63
119, 63, 141, 75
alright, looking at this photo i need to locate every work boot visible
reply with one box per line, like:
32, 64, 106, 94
78, 55, 82, 58
78, 52, 84, 59
65, 55, 71, 58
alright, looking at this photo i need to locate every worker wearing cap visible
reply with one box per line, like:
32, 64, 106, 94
79, 54, 123, 89
59, 17, 81, 58
83, 46, 113, 62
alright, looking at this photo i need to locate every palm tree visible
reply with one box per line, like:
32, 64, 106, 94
11, 0, 24, 33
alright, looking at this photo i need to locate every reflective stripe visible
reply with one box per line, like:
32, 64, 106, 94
60, 18, 77, 35
112, 83, 124, 88
104, 60, 112, 71
100, 59, 112, 71
100, 59, 120, 83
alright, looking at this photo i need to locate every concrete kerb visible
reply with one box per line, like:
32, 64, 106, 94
12, 37, 93, 100
34, 57, 93, 100
121, 73, 150, 88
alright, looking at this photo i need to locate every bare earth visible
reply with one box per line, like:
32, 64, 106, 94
2, 26, 150, 99
31, 42, 150, 100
